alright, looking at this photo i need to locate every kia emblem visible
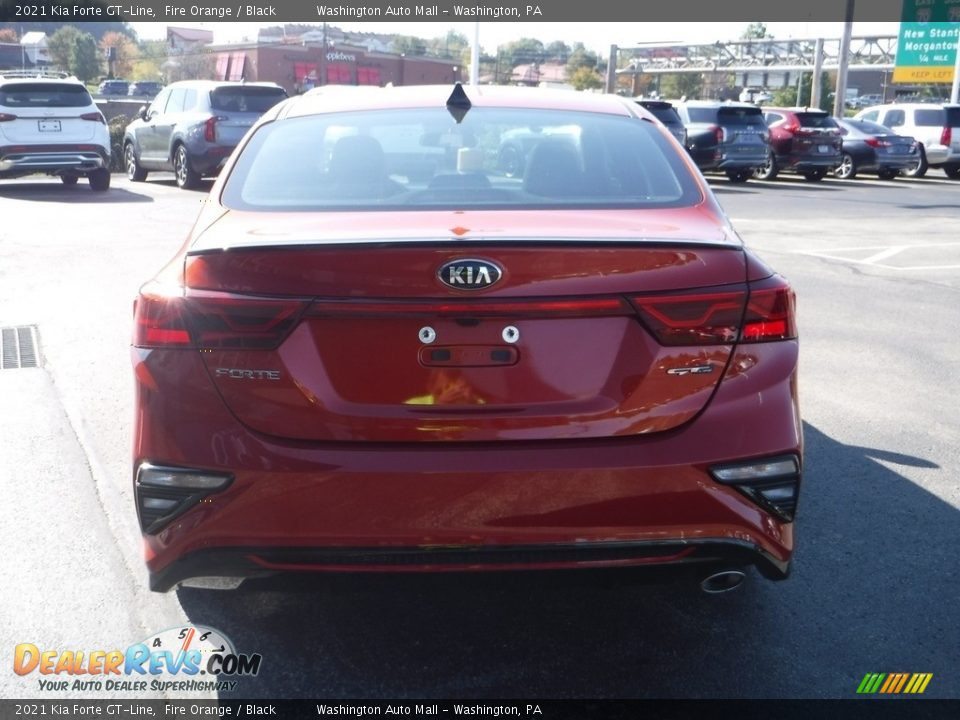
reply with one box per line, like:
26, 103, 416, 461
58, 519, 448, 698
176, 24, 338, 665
437, 258, 503, 290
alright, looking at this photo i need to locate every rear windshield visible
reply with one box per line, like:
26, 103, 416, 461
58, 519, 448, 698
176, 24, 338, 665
642, 104, 682, 125
716, 107, 766, 126
0, 83, 92, 108
848, 119, 894, 136
210, 87, 287, 113
222, 107, 703, 212
797, 112, 838, 129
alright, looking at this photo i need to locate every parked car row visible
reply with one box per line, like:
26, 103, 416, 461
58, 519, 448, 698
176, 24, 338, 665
98, 79, 165, 98
0, 73, 288, 192
638, 97, 960, 183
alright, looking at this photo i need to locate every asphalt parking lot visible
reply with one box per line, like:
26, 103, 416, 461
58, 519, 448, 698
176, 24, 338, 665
0, 170, 958, 699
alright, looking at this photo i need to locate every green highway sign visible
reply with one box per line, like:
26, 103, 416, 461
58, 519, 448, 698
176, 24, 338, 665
894, 0, 960, 83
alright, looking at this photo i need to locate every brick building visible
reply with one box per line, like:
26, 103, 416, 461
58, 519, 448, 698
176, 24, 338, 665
209, 42, 461, 94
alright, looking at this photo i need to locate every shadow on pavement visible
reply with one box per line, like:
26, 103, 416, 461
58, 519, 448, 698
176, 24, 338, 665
0, 181, 153, 203
177, 421, 958, 699
148, 178, 215, 193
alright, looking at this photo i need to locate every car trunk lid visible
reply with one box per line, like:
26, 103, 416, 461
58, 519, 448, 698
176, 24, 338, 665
180, 209, 751, 443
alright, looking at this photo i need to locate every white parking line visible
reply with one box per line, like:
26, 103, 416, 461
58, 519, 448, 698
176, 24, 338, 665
796, 242, 960, 270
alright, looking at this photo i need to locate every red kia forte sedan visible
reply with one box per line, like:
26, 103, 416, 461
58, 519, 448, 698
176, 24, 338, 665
132, 85, 801, 593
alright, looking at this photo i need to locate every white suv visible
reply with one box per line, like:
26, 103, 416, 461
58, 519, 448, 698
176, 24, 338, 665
0, 71, 112, 190
854, 102, 960, 178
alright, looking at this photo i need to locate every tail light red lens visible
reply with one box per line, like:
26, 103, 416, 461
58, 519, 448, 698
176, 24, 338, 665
0, 113, 17, 122
865, 137, 891, 148
204, 116, 218, 142
741, 275, 797, 342
133, 284, 191, 347
134, 277, 796, 351
712, 125, 726, 145
80, 112, 105, 124
631, 276, 796, 346
941, 126, 952, 146
631, 287, 746, 346
133, 285, 308, 349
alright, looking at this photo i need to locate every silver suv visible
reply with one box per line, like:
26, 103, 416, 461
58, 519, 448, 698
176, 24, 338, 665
0, 71, 111, 190
122, 80, 287, 189
854, 103, 960, 178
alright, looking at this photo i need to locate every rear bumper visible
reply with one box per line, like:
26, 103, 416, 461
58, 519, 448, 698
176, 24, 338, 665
782, 153, 841, 171
922, 145, 953, 166
0, 146, 108, 175
690, 148, 768, 171
133, 341, 802, 592
188, 145, 235, 175
149, 539, 791, 592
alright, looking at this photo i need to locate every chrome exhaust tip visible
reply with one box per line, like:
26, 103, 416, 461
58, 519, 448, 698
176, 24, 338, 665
700, 569, 746, 594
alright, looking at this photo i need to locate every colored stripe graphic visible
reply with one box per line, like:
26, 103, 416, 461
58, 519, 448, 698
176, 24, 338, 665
857, 673, 932, 694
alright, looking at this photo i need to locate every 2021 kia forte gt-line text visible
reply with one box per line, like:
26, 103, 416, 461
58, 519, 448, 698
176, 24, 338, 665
131, 84, 801, 592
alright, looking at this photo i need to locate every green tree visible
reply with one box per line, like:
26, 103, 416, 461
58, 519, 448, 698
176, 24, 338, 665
568, 66, 603, 91
773, 71, 832, 111
545, 41, 570, 62
71, 31, 101, 82
566, 42, 598, 74
0, 28, 19, 43
47, 25, 83, 71
742, 23, 772, 40
500, 38, 545, 66
391, 35, 427, 56
131, 39, 165, 81
660, 73, 703, 100
428, 30, 468, 59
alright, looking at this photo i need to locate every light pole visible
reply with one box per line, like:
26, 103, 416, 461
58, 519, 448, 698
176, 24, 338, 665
833, 0, 855, 117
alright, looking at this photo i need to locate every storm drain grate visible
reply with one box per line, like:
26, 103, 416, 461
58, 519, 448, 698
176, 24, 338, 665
0, 326, 40, 369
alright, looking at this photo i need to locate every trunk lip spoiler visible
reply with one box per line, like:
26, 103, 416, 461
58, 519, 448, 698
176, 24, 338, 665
186, 236, 743, 256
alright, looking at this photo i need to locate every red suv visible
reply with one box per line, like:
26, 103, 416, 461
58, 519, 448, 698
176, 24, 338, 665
132, 85, 801, 594
754, 107, 843, 181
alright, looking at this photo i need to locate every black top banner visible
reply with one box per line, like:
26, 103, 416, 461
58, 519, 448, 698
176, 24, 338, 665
0, 0, 926, 23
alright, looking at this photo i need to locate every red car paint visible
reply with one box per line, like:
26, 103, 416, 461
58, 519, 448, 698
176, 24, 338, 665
132, 86, 801, 591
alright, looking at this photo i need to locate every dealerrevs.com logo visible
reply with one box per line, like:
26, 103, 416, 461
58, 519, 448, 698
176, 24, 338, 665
14, 626, 261, 693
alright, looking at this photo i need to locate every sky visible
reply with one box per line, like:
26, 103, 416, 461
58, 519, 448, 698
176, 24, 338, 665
130, 21, 901, 54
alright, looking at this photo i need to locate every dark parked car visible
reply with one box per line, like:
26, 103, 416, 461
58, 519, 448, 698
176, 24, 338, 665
128, 81, 163, 98
832, 118, 919, 180
675, 101, 770, 182
131, 85, 801, 593
636, 99, 687, 146
98, 79, 129, 96
755, 107, 843, 181
122, 80, 288, 189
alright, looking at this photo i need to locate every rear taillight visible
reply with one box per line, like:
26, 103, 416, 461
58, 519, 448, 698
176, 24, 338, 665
783, 121, 801, 135
133, 284, 308, 349
941, 126, 952, 146
741, 275, 797, 342
865, 137, 891, 148
80, 112, 105, 124
631, 287, 746, 345
0, 113, 16, 122
204, 116, 218, 142
712, 125, 726, 144
631, 275, 796, 346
